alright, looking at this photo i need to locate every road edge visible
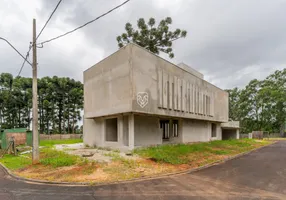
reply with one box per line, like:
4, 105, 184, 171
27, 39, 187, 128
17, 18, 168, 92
0, 141, 276, 187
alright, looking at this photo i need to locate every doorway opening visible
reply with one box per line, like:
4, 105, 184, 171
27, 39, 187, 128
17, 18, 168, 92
105, 118, 118, 142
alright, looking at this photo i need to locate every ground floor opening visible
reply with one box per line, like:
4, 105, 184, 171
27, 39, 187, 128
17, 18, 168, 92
222, 129, 239, 140
84, 113, 239, 150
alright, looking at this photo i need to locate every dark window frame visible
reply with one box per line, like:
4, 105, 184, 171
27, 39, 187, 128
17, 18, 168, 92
173, 120, 179, 137
211, 123, 217, 138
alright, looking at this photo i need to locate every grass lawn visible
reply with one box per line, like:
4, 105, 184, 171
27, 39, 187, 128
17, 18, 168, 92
0, 154, 31, 170
0, 147, 86, 169
40, 138, 83, 147
263, 138, 286, 141
0, 139, 272, 183
133, 139, 272, 165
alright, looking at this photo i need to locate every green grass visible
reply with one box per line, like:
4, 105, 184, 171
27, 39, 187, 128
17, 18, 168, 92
264, 138, 286, 141
40, 139, 83, 147
0, 147, 86, 170
134, 139, 270, 165
40, 148, 85, 168
0, 154, 31, 170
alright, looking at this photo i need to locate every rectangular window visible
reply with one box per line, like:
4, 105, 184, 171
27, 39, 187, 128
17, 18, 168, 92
211, 123, 217, 138
106, 118, 118, 141
173, 120, 179, 137
160, 120, 170, 140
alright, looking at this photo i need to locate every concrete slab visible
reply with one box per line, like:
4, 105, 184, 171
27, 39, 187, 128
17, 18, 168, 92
55, 143, 138, 163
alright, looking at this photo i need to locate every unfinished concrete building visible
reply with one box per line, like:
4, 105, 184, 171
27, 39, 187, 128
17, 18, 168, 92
83, 43, 239, 150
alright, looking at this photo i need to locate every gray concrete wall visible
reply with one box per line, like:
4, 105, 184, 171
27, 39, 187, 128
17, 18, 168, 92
134, 115, 162, 146
84, 45, 133, 118
182, 119, 211, 142
216, 123, 222, 140
221, 121, 240, 129
84, 43, 228, 123
84, 114, 136, 151
130, 44, 228, 123
181, 120, 221, 143
83, 118, 104, 147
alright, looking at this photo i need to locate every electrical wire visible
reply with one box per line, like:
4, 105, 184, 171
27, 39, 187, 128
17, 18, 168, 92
36, 0, 63, 40
17, 0, 63, 77
18, 44, 32, 77
0, 37, 32, 66
38, 0, 131, 46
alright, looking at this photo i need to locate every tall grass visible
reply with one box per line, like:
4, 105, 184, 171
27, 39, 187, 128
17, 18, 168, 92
40, 148, 85, 168
133, 139, 268, 165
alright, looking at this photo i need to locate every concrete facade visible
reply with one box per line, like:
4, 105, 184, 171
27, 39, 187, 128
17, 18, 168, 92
83, 43, 236, 150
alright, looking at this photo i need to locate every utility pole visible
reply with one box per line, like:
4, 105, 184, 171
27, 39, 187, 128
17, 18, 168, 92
32, 18, 39, 164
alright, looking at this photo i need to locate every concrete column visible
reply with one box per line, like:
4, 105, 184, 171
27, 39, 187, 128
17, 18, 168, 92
83, 118, 104, 148
128, 113, 134, 149
102, 118, 106, 145
118, 116, 124, 145
236, 129, 240, 139
217, 123, 222, 140
179, 119, 183, 143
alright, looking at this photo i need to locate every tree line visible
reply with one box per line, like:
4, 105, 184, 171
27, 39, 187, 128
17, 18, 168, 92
226, 68, 286, 136
0, 73, 83, 134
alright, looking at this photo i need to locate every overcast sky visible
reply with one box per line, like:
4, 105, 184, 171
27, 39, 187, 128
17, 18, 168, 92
0, 0, 285, 89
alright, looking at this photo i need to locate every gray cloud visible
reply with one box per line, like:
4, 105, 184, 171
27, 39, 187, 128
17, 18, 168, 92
1, 0, 285, 89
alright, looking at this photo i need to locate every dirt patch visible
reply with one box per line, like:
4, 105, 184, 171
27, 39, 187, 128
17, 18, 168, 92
55, 144, 139, 163
14, 158, 177, 183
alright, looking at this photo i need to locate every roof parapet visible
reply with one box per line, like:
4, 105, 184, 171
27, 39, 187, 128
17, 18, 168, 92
177, 63, 204, 79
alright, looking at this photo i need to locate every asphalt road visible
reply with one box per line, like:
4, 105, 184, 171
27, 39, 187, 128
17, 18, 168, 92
0, 141, 286, 200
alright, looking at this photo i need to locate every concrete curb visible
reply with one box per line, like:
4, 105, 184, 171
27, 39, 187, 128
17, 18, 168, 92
0, 141, 276, 187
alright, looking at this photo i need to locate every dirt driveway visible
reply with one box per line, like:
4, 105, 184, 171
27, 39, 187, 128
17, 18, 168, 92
0, 141, 286, 200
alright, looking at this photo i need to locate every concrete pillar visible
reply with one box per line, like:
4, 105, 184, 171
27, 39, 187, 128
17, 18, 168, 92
217, 123, 222, 140
102, 118, 106, 145
236, 129, 240, 139
118, 116, 124, 145
83, 118, 104, 147
179, 119, 183, 142
128, 113, 134, 149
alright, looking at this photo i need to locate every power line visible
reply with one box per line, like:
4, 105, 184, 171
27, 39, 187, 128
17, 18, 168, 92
39, 0, 131, 46
18, 0, 63, 77
18, 44, 32, 77
0, 37, 33, 66
36, 0, 63, 40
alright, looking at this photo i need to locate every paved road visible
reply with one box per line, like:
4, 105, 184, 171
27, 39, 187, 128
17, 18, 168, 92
0, 141, 286, 200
